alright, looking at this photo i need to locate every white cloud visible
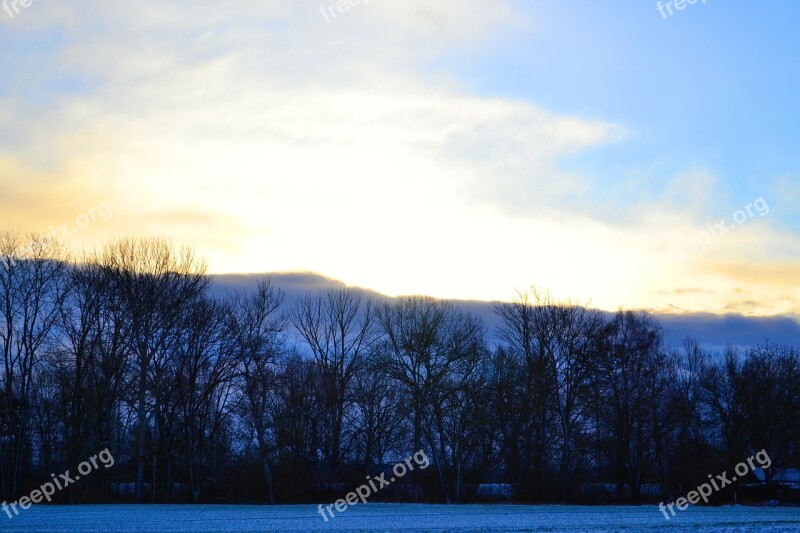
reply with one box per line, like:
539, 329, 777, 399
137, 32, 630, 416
0, 0, 797, 315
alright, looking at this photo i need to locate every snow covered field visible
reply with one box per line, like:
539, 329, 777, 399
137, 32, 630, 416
3, 504, 800, 532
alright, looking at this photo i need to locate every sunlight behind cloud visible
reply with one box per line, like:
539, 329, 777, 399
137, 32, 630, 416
0, 0, 797, 316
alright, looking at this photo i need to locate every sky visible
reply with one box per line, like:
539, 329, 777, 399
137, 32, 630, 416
1, 0, 799, 317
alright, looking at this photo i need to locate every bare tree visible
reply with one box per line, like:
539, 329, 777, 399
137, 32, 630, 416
229, 280, 287, 504
98, 238, 208, 503
594, 311, 669, 501
700, 346, 747, 473
0, 232, 70, 499
430, 340, 496, 503
349, 361, 406, 475
173, 297, 235, 502
738, 343, 800, 480
499, 288, 605, 502
51, 260, 127, 502
293, 289, 377, 478
377, 296, 485, 503
493, 292, 556, 499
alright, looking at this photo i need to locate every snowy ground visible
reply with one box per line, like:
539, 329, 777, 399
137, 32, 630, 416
2, 503, 800, 532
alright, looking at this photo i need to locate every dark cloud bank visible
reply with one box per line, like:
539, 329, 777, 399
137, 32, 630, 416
212, 273, 800, 352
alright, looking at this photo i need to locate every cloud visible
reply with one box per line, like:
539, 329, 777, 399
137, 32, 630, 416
659, 313, 800, 352
0, 0, 797, 316
214, 272, 800, 352
211, 272, 347, 300
0, 1, 620, 263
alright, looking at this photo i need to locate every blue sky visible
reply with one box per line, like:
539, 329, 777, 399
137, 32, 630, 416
444, 0, 800, 221
0, 0, 798, 316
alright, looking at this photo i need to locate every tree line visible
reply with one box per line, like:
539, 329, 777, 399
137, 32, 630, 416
0, 233, 797, 505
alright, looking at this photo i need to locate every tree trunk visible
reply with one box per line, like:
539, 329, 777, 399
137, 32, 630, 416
136, 354, 147, 503
262, 458, 275, 504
